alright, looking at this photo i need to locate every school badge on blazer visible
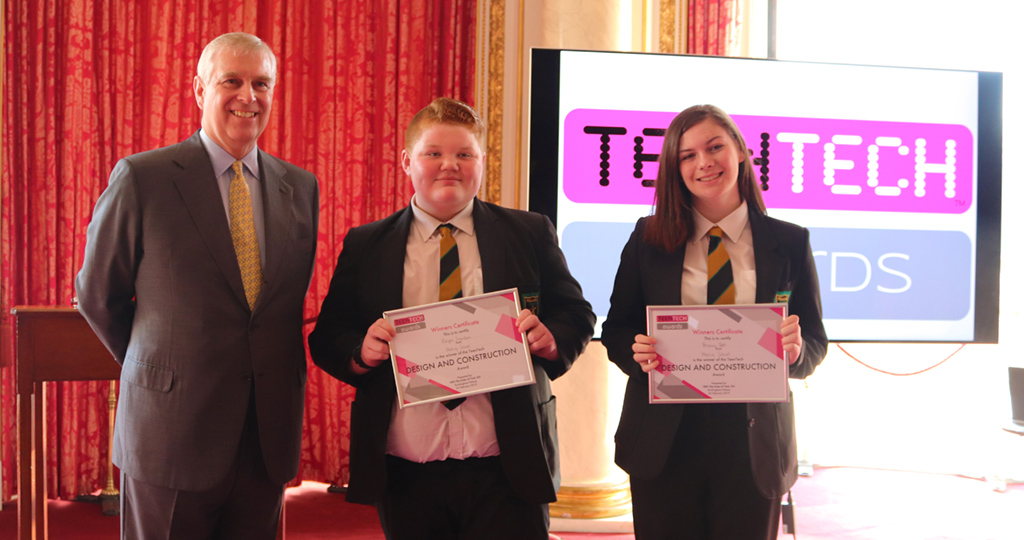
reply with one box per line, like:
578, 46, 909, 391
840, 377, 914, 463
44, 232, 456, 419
521, 291, 540, 315
775, 290, 792, 303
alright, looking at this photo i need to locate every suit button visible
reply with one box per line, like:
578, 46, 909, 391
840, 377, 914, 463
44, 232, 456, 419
749, 418, 756, 427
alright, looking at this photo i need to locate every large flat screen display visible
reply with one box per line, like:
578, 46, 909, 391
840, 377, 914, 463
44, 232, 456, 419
529, 49, 1001, 343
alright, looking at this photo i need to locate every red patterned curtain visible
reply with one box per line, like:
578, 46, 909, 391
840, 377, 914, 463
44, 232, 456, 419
687, 0, 741, 55
0, 0, 476, 501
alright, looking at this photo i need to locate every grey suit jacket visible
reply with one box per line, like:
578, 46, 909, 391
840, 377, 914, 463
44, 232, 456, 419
76, 131, 319, 491
308, 199, 595, 505
602, 209, 828, 499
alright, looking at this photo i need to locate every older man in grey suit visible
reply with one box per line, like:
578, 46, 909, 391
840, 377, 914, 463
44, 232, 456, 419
76, 32, 318, 540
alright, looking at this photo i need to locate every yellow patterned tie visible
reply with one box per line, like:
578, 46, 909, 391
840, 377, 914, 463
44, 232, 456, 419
230, 160, 262, 309
707, 226, 735, 305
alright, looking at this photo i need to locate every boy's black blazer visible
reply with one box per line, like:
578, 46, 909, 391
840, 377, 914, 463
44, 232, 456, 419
309, 198, 595, 505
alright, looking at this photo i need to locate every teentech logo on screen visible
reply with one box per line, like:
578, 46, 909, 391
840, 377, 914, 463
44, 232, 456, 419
563, 109, 973, 214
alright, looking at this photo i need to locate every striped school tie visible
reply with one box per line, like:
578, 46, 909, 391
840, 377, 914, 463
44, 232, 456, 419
438, 224, 465, 409
707, 226, 735, 305
438, 224, 463, 301
230, 161, 262, 310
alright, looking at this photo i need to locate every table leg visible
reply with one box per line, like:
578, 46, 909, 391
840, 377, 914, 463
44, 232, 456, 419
16, 391, 32, 540
33, 383, 48, 540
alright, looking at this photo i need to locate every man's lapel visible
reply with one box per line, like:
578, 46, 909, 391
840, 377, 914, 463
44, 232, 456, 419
258, 151, 294, 309
171, 131, 249, 308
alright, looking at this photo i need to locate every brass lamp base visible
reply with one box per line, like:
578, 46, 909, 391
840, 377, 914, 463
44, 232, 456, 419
99, 493, 120, 516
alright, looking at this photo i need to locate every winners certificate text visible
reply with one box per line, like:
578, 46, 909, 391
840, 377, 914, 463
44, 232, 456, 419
385, 289, 535, 408
648, 304, 789, 404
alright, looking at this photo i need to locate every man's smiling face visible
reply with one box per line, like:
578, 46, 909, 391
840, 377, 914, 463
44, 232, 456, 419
193, 48, 276, 159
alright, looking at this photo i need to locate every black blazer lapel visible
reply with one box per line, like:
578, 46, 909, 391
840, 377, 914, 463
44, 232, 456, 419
648, 244, 685, 307
378, 207, 413, 312
474, 200, 508, 294
257, 151, 293, 309
171, 132, 249, 308
750, 211, 788, 304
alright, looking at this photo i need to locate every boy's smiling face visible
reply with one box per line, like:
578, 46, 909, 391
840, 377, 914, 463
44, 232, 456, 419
402, 123, 485, 222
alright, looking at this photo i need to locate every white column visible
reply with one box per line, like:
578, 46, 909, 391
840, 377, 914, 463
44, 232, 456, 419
550, 342, 633, 533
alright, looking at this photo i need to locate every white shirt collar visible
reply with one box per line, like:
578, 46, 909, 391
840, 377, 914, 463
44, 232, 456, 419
409, 196, 476, 242
693, 200, 749, 242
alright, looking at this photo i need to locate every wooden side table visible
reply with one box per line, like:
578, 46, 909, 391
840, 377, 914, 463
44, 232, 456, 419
13, 306, 120, 540
13, 306, 287, 540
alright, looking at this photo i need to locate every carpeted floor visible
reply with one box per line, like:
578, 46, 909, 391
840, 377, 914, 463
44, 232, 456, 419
786, 467, 1022, 540
1, 467, 1021, 539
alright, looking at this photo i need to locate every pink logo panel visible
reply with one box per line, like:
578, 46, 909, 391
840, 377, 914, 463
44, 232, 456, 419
394, 315, 425, 326
563, 109, 973, 214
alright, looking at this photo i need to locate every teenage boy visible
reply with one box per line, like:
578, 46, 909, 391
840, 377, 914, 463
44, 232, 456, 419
309, 97, 594, 540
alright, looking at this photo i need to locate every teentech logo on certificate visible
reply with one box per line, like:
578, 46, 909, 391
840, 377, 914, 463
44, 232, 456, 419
647, 304, 789, 404
384, 289, 536, 408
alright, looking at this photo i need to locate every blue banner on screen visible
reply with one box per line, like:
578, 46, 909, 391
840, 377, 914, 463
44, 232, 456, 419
562, 222, 974, 338
562, 222, 635, 319
809, 228, 971, 320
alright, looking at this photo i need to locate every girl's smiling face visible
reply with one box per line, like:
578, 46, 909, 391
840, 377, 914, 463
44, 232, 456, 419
678, 119, 743, 222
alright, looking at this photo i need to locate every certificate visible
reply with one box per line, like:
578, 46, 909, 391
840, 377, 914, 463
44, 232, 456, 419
384, 288, 536, 408
647, 304, 789, 404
